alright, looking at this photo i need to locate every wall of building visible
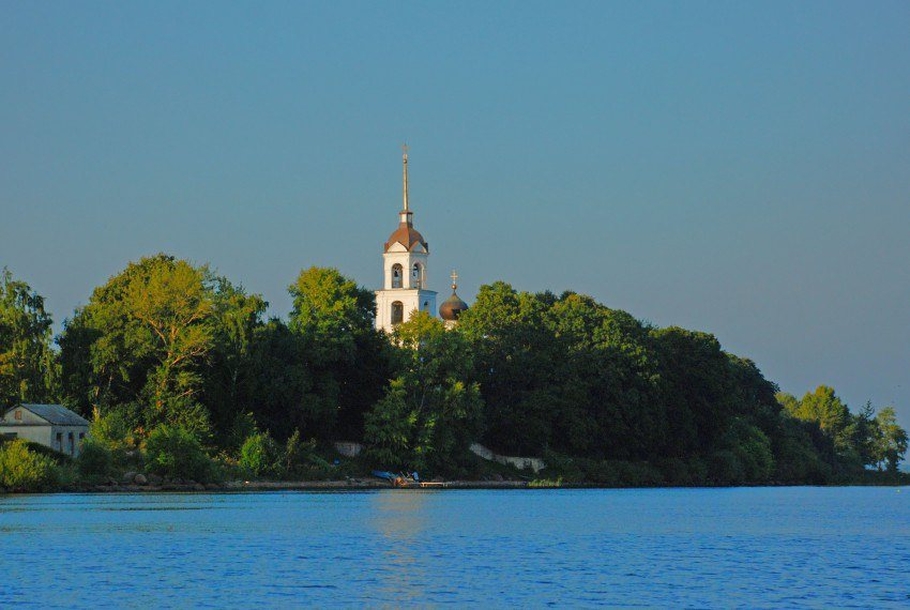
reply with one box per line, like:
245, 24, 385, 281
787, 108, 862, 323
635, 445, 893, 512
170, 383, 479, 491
0, 424, 53, 448
375, 288, 438, 334
0, 407, 89, 457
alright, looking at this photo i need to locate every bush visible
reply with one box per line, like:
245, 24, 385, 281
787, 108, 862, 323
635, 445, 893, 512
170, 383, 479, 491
145, 425, 218, 483
77, 439, 115, 480
88, 405, 143, 471
89, 405, 137, 452
238, 432, 279, 478
0, 439, 61, 491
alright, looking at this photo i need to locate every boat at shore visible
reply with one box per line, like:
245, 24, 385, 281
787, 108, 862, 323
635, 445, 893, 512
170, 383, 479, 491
371, 470, 449, 488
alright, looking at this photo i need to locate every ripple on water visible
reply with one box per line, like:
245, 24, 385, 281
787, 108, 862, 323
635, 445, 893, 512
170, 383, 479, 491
1, 487, 908, 607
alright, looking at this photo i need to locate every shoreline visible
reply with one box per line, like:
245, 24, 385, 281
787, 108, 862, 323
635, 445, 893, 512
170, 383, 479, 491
4, 477, 908, 495
70, 479, 531, 493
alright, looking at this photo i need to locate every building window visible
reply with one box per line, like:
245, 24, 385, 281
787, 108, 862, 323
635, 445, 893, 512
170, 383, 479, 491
56, 432, 63, 450
14, 410, 22, 421
412, 263, 422, 289
391, 301, 404, 325
392, 264, 403, 289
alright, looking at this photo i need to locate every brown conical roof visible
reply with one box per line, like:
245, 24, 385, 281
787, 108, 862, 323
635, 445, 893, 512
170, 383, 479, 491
384, 219, 428, 253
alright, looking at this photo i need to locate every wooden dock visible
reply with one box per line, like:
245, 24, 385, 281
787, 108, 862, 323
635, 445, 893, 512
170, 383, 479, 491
418, 481, 449, 488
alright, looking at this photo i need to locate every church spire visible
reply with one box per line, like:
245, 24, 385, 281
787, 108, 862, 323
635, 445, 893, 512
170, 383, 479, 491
402, 144, 409, 212
399, 144, 413, 227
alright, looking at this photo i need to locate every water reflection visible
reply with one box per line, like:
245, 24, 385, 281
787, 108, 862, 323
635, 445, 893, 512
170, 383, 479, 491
370, 490, 433, 604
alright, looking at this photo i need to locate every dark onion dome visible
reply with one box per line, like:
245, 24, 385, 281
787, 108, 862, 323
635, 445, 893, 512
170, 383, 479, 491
439, 288, 469, 321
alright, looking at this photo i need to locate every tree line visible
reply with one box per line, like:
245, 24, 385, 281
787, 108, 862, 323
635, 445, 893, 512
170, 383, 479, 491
1, 257, 906, 489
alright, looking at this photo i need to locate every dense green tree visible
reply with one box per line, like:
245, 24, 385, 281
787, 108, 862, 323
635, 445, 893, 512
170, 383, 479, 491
793, 386, 852, 451
287, 267, 390, 440
289, 266, 375, 363
776, 385, 863, 468
564, 300, 663, 460
457, 282, 561, 455
202, 279, 268, 441
775, 392, 800, 418
873, 406, 908, 473
650, 327, 737, 457
0, 268, 58, 408
59, 254, 262, 440
770, 411, 833, 483
775, 389, 909, 477
364, 312, 483, 474
239, 319, 312, 439
846, 401, 879, 468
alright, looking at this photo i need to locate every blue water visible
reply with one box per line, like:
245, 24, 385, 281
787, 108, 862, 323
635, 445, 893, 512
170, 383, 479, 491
1, 487, 908, 608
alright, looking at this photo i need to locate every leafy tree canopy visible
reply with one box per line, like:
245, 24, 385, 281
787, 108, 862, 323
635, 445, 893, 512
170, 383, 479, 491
59, 254, 263, 440
0, 268, 58, 408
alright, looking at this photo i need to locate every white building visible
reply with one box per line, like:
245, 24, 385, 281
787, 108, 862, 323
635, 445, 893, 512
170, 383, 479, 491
0, 404, 90, 457
375, 148, 438, 333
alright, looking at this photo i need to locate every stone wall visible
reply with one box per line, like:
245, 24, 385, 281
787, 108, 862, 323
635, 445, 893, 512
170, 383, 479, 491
469, 443, 546, 474
334, 441, 363, 458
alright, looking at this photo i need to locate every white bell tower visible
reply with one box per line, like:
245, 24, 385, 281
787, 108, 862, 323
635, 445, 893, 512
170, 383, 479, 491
375, 146, 438, 333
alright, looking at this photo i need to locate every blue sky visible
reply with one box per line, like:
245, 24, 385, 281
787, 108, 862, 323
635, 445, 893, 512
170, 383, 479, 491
2, 2, 908, 426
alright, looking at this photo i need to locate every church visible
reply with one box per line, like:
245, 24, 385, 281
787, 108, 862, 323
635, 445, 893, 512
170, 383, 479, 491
374, 148, 468, 333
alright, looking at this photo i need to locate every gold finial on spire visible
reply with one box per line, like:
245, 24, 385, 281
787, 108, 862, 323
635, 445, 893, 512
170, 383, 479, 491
450, 269, 458, 291
402, 143, 409, 212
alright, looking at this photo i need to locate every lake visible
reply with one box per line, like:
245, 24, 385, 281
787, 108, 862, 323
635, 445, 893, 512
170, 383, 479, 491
1, 487, 908, 608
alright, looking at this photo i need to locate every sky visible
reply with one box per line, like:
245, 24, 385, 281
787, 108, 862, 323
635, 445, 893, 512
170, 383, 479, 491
2, 2, 908, 427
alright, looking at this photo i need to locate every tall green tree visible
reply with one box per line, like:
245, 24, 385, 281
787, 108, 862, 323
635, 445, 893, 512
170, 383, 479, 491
0, 268, 58, 408
782, 385, 855, 464
287, 267, 389, 440
649, 327, 737, 458
202, 278, 268, 441
846, 401, 879, 469
364, 312, 483, 474
59, 254, 259, 439
457, 282, 560, 455
794, 386, 851, 441
873, 406, 908, 473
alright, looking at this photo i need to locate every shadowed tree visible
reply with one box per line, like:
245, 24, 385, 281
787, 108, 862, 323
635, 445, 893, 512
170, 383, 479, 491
287, 267, 390, 440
